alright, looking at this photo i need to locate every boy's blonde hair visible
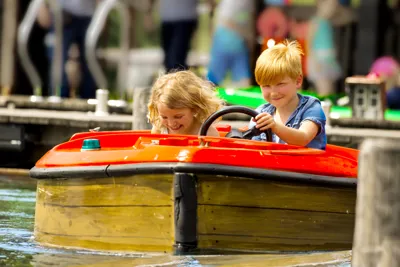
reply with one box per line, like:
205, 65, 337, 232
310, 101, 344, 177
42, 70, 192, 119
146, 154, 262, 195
255, 39, 304, 86
147, 70, 224, 130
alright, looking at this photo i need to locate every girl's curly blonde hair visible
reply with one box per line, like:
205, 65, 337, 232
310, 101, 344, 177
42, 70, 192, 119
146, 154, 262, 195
147, 70, 224, 130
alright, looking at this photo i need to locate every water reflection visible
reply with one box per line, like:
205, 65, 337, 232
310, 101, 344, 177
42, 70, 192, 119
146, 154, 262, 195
0, 174, 352, 267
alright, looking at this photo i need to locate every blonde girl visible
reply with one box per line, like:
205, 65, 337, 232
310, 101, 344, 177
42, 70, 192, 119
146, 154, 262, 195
148, 70, 224, 136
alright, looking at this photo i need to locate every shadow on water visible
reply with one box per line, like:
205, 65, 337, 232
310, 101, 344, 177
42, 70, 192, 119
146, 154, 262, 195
0, 174, 352, 267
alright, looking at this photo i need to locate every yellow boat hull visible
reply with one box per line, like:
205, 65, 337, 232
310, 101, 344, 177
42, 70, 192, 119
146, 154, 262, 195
34, 171, 356, 253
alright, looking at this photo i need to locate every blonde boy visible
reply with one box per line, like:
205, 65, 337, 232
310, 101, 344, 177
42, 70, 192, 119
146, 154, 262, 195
250, 40, 327, 150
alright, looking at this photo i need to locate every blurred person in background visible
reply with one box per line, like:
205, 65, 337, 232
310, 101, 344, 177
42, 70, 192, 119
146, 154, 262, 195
369, 56, 400, 110
306, 0, 342, 97
206, 0, 255, 87
306, 0, 354, 98
37, 0, 98, 99
146, 0, 216, 73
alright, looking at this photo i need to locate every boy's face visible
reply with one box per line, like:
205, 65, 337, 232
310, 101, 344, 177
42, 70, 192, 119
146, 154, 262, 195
260, 75, 302, 108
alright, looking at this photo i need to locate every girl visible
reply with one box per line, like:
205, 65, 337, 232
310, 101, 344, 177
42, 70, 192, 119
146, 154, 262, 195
147, 71, 224, 136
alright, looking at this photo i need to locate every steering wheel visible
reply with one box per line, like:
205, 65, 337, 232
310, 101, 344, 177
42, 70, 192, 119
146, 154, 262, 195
199, 106, 273, 142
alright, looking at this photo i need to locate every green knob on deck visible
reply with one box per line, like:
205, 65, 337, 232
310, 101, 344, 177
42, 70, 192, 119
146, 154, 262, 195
81, 139, 101, 151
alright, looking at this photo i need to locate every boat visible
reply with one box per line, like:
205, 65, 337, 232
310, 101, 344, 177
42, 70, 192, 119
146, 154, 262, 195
30, 106, 358, 254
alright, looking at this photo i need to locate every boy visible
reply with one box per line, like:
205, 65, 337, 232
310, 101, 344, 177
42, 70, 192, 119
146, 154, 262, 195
250, 40, 327, 150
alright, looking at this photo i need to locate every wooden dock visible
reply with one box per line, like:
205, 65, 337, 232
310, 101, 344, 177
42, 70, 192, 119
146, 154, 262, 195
1, 107, 399, 136
0, 95, 132, 114
1, 107, 400, 140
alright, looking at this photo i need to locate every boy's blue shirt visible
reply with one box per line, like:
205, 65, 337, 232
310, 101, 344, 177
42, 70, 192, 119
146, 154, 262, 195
248, 93, 327, 150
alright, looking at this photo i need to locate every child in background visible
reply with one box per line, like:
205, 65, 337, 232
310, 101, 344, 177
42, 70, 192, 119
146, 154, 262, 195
206, 0, 255, 87
306, 0, 342, 97
369, 56, 400, 110
250, 40, 327, 150
148, 71, 224, 136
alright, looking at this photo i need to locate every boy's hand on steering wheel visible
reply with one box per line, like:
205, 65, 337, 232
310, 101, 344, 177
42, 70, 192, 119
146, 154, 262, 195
252, 112, 276, 132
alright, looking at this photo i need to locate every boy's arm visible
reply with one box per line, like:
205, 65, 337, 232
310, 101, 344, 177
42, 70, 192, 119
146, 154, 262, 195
272, 102, 325, 146
271, 121, 320, 147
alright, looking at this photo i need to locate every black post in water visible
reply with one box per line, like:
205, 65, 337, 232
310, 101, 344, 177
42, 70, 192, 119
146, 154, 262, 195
173, 173, 198, 254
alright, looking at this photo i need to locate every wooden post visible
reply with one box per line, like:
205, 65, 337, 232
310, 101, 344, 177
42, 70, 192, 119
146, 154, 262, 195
1, 0, 18, 95
132, 87, 151, 130
352, 138, 400, 267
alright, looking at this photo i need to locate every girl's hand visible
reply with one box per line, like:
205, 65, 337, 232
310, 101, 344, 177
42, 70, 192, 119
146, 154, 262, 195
252, 112, 276, 131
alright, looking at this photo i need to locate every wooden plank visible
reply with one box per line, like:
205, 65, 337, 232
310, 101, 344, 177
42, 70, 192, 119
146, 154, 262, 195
0, 168, 29, 176
198, 233, 351, 252
0, 107, 399, 141
34, 175, 175, 252
0, 95, 132, 113
35, 204, 173, 240
327, 126, 400, 139
197, 175, 356, 214
37, 175, 173, 206
331, 118, 400, 130
197, 205, 354, 242
35, 229, 173, 253
345, 76, 385, 84
0, 107, 249, 130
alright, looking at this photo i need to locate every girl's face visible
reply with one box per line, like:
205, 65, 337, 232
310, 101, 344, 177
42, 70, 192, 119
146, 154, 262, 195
260, 76, 302, 109
157, 103, 196, 135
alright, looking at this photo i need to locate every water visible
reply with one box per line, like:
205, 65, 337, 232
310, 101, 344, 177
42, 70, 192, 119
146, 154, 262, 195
0, 174, 352, 267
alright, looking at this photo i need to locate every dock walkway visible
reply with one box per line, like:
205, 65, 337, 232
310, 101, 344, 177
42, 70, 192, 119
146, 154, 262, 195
1, 107, 399, 138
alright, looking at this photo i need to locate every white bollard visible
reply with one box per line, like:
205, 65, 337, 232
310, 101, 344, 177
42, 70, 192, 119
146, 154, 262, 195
132, 87, 152, 130
95, 89, 109, 116
321, 100, 332, 126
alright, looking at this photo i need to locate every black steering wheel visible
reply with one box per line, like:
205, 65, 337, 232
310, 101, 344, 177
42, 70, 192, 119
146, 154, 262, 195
199, 106, 273, 142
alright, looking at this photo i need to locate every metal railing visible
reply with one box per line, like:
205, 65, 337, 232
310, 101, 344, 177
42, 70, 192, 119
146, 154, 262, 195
17, 0, 63, 101
47, 0, 63, 102
85, 0, 130, 102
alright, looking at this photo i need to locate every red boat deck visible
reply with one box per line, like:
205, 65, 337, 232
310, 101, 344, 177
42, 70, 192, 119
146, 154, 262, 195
35, 125, 358, 178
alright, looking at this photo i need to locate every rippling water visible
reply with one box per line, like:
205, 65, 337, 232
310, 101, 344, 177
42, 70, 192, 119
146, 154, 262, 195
0, 174, 352, 267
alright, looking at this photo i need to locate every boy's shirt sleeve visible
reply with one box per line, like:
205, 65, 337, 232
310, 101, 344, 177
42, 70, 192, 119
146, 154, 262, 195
300, 101, 326, 135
